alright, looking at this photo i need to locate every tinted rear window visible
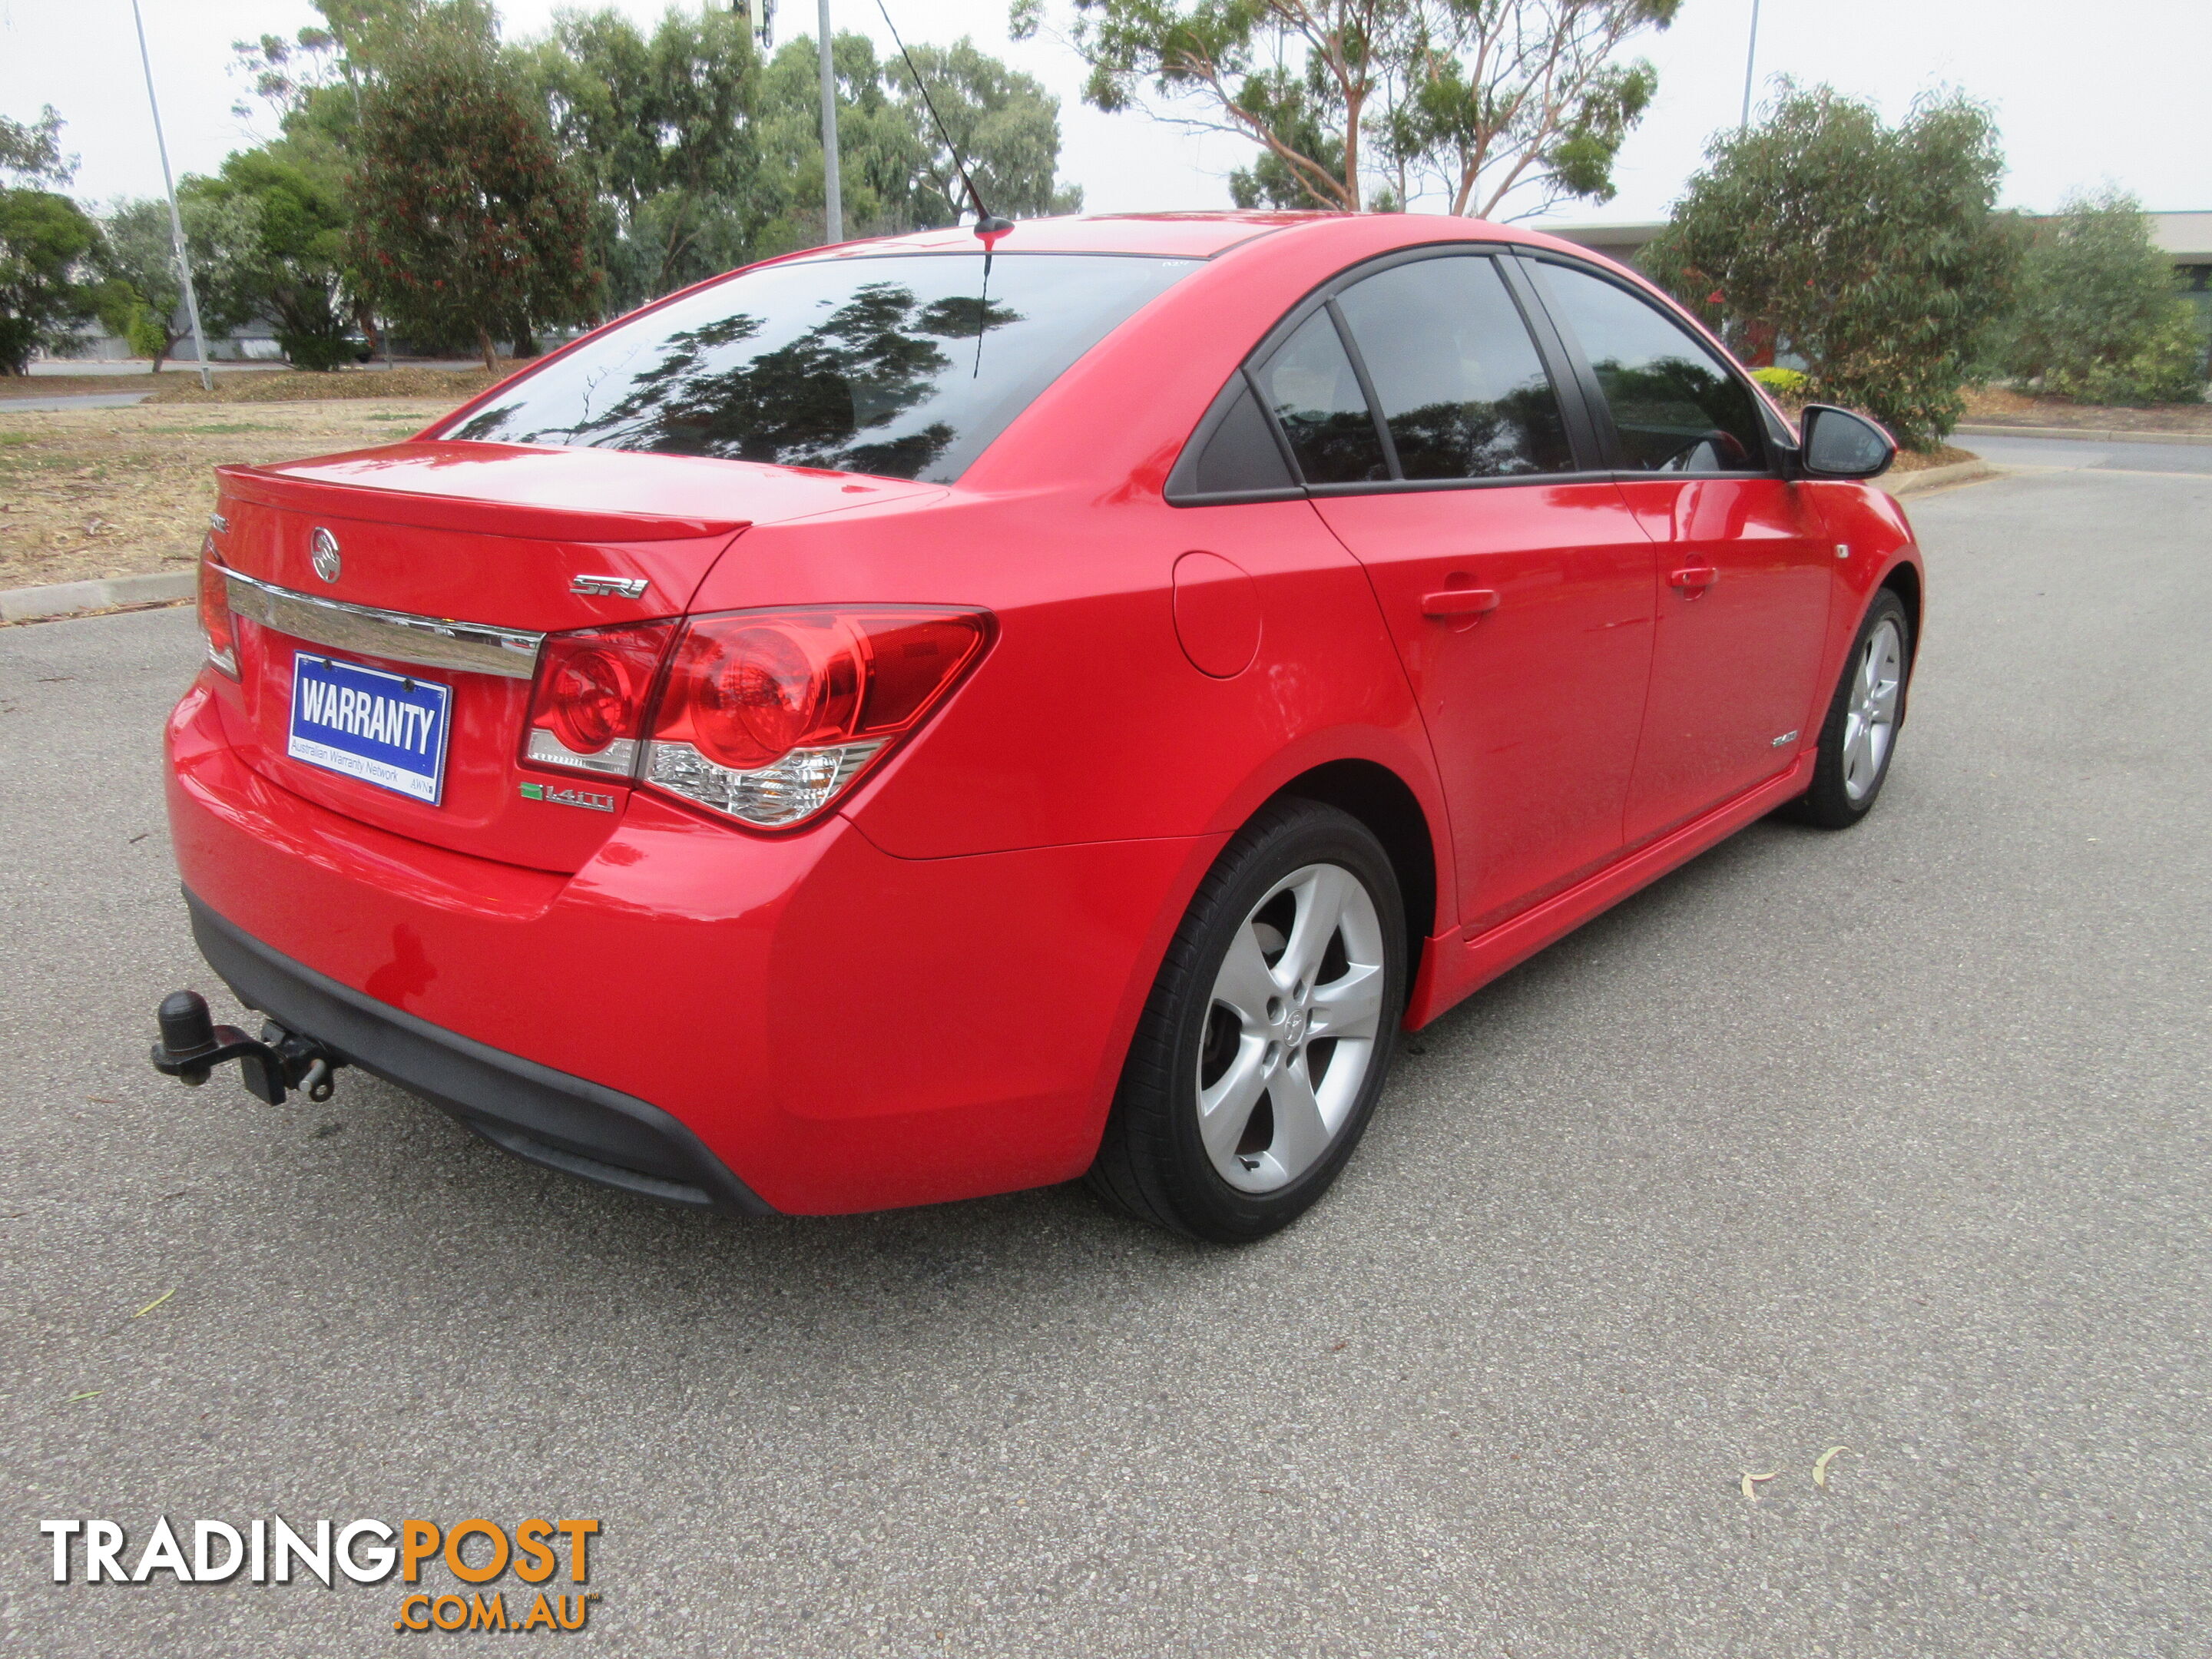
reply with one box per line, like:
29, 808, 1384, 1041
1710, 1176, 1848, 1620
444, 253, 1198, 482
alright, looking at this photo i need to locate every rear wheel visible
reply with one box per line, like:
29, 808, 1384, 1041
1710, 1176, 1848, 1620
1088, 800, 1406, 1243
1793, 590, 1912, 830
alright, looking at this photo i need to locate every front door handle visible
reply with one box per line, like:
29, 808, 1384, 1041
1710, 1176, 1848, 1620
1420, 588, 1499, 619
1668, 565, 1720, 593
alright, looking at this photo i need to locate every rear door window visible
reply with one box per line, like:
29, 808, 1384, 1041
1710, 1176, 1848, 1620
1333, 256, 1574, 479
442, 253, 1198, 483
1252, 310, 1391, 485
1535, 263, 1767, 473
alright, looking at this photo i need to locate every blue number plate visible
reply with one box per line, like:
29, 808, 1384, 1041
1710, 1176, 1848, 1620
287, 652, 452, 805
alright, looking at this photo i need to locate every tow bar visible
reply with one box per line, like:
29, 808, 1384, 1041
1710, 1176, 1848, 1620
149, 990, 346, 1106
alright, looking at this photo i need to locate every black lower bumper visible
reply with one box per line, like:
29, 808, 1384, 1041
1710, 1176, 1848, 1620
185, 892, 773, 1214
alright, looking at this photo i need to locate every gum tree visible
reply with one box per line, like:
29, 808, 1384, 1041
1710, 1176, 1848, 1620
1012, 0, 1675, 215
0, 107, 105, 375
99, 194, 263, 373
346, 17, 599, 366
524, 6, 763, 313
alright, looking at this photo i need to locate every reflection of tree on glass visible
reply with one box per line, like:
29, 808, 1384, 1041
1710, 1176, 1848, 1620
1535, 264, 1765, 473
507, 285, 1018, 475
1386, 383, 1568, 479
1587, 356, 1753, 470
445, 253, 1199, 482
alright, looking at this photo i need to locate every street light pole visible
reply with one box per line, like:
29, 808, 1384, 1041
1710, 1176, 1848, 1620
129, 0, 214, 392
1739, 0, 1761, 132
817, 0, 843, 243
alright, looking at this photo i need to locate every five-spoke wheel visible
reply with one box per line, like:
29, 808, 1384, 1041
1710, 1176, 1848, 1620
1795, 588, 1913, 828
1087, 800, 1406, 1242
1197, 863, 1389, 1193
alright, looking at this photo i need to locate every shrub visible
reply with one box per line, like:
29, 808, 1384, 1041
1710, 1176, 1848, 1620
276, 329, 356, 371
2002, 189, 2204, 406
1640, 85, 2018, 451
121, 300, 170, 360
1750, 366, 1808, 398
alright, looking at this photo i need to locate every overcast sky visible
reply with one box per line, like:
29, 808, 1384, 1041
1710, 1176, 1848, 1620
4, 0, 2205, 229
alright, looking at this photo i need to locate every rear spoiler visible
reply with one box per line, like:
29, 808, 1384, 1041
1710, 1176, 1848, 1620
216, 457, 750, 545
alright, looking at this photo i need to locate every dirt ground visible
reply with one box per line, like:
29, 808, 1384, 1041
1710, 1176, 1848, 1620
0, 400, 456, 591
1888, 444, 1978, 472
1961, 384, 2212, 434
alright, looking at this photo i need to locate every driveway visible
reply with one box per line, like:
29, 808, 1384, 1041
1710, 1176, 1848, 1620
2, 459, 2206, 1656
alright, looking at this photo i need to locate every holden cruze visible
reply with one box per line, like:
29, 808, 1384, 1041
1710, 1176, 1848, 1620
155, 211, 1919, 1241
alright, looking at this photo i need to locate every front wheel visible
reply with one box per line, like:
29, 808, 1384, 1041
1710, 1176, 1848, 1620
1087, 800, 1407, 1243
1793, 588, 1912, 829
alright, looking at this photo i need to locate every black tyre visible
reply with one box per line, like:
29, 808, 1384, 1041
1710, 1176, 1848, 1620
1088, 799, 1408, 1243
1793, 589, 1912, 830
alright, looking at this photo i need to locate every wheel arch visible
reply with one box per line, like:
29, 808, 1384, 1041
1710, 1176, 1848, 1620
1267, 759, 1439, 978
1879, 558, 1923, 660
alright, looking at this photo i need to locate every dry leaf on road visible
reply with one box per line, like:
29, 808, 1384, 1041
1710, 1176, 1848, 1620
1813, 1445, 1851, 1488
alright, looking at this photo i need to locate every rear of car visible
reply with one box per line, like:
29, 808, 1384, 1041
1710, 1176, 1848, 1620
168, 242, 1213, 1214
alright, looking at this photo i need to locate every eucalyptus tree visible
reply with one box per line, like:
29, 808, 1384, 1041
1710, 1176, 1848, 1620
1014, 0, 1674, 215
0, 106, 105, 374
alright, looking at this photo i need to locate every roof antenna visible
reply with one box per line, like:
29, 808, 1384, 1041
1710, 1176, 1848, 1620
873, 0, 1013, 237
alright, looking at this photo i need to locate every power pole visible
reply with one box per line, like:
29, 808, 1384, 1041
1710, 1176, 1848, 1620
817, 0, 843, 243
1740, 0, 1761, 132
129, 0, 213, 390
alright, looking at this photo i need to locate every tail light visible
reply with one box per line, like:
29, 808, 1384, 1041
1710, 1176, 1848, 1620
198, 545, 239, 679
522, 621, 677, 777
644, 607, 991, 829
518, 606, 991, 830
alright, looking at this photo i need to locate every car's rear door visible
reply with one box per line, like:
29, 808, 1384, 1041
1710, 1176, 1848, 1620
1522, 257, 1834, 845
1263, 250, 1658, 935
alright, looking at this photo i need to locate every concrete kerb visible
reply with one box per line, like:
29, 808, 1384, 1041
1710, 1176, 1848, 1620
1886, 458, 2002, 498
0, 571, 194, 626
1955, 422, 2212, 447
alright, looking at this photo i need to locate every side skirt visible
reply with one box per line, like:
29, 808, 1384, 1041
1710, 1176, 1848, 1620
1403, 756, 1813, 1028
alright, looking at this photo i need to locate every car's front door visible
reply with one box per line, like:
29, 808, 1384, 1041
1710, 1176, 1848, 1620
1525, 259, 1835, 845
1260, 251, 1657, 935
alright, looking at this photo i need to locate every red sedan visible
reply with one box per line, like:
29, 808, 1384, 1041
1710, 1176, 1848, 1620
157, 211, 1919, 1242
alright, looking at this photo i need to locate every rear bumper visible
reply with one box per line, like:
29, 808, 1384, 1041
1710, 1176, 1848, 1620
187, 892, 772, 1213
165, 675, 1209, 1215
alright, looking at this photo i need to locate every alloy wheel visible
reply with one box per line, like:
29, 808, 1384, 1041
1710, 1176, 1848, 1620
1841, 617, 1903, 803
1197, 863, 1387, 1194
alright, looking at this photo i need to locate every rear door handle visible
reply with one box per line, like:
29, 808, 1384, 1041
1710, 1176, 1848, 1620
1420, 588, 1499, 619
1668, 565, 1720, 592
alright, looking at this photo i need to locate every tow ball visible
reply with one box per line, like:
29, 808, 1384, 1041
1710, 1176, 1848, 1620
149, 990, 346, 1106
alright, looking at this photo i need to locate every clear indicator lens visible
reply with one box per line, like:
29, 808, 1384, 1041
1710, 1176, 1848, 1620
645, 739, 883, 827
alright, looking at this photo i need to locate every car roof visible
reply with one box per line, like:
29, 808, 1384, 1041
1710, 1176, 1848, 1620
782, 210, 1573, 264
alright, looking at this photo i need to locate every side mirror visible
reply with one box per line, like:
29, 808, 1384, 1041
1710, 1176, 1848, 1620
1797, 404, 1897, 480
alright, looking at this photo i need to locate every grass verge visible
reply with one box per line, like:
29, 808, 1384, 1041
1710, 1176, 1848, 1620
0, 399, 455, 591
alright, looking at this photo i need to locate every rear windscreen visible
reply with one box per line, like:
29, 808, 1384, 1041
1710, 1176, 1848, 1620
442, 252, 1200, 482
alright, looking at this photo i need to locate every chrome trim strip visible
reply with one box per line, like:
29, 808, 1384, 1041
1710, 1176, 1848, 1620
221, 569, 543, 680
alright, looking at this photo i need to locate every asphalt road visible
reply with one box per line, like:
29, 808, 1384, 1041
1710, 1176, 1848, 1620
1961, 429, 2212, 475
0, 393, 155, 412
2, 460, 2207, 1657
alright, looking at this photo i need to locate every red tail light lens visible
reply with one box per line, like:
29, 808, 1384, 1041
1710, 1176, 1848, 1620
522, 621, 677, 777
198, 547, 239, 679
644, 607, 991, 829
